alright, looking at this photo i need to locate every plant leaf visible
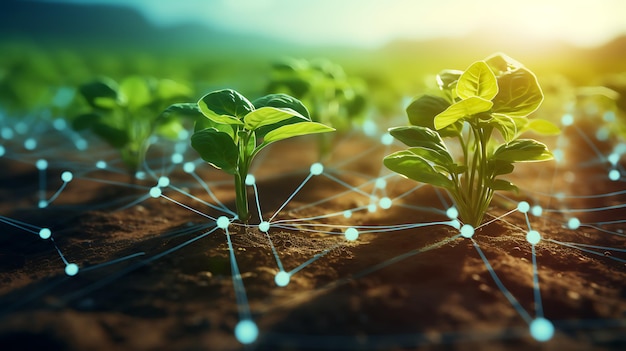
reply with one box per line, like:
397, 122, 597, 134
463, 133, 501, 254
406, 147, 456, 172
119, 76, 151, 111
488, 178, 519, 193
92, 123, 129, 149
484, 53, 523, 76
406, 95, 462, 137
262, 121, 335, 145
79, 78, 118, 109
388, 126, 449, 153
492, 67, 543, 117
72, 112, 101, 131
191, 128, 238, 174
243, 106, 308, 131
526, 119, 561, 135
156, 79, 192, 101
383, 151, 454, 190
434, 97, 493, 130
252, 93, 310, 119
436, 69, 463, 90
492, 139, 553, 163
197, 89, 253, 125
456, 61, 498, 100
485, 113, 517, 142
487, 159, 515, 176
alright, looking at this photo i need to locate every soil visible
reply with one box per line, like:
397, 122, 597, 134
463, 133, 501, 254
0, 127, 625, 351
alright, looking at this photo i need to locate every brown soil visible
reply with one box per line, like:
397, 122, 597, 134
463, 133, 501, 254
0, 130, 625, 351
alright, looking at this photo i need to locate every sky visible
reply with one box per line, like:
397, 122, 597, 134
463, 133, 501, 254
42, 0, 626, 48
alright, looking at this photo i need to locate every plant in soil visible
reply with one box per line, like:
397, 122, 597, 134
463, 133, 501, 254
384, 53, 560, 227
174, 89, 334, 223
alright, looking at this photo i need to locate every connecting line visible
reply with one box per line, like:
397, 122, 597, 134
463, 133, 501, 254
270, 221, 456, 236
575, 125, 607, 161
169, 184, 235, 216
288, 242, 344, 277
188, 170, 232, 213
323, 172, 373, 198
79, 252, 146, 273
269, 173, 314, 222
263, 231, 285, 272
531, 245, 544, 318
392, 182, 427, 201
223, 224, 253, 322
0, 216, 40, 234
476, 208, 518, 231
544, 202, 626, 213
252, 183, 263, 221
160, 194, 217, 221
545, 238, 626, 263
38, 164, 46, 205
79, 176, 151, 190
471, 238, 533, 324
114, 193, 152, 212
49, 237, 70, 266
45, 180, 70, 206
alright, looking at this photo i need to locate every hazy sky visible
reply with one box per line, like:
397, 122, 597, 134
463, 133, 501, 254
45, 0, 626, 48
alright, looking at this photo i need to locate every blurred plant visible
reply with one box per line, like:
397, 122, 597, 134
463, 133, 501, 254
384, 53, 559, 227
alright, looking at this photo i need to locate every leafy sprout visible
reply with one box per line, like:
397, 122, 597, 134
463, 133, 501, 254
384, 53, 560, 228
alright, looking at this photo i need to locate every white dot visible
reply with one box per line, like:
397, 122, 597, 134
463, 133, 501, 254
609, 169, 620, 181
177, 129, 190, 140
245, 174, 256, 186
234, 319, 258, 344
274, 271, 290, 287
0, 145, 5, 157
96, 160, 107, 169
171, 153, 183, 164
53, 118, 67, 130
517, 201, 530, 213
449, 219, 461, 229
446, 207, 458, 219
615, 143, 626, 155
595, 128, 609, 141
531, 205, 543, 217
345, 227, 359, 241
608, 153, 619, 166
530, 318, 554, 342
567, 218, 580, 230
603, 110, 616, 122
552, 149, 564, 163
343, 210, 352, 219
526, 230, 541, 245
362, 120, 377, 136
15, 122, 28, 134
36, 159, 48, 170
158, 176, 170, 187
258, 221, 270, 232
460, 224, 474, 238
149, 187, 162, 198
561, 113, 574, 126
217, 216, 230, 229
183, 162, 195, 173
65, 263, 79, 276
135, 171, 146, 180
61, 171, 73, 182
310, 162, 324, 175
38, 200, 48, 208
75, 139, 88, 150
39, 228, 52, 239
379, 197, 392, 209
375, 178, 386, 189
381, 133, 394, 145
367, 203, 377, 213
1, 127, 14, 139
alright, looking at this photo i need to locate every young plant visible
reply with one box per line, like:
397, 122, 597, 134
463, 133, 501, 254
178, 89, 334, 223
384, 53, 560, 227
73, 76, 192, 175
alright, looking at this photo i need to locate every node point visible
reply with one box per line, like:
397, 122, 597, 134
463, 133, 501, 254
36, 159, 48, 170
603, 110, 616, 122
517, 201, 530, 213
177, 129, 190, 140
274, 271, 290, 287
345, 227, 359, 241
446, 207, 459, 219
375, 178, 387, 189
234, 319, 258, 344
258, 221, 270, 233
96, 160, 107, 169
530, 317, 554, 342
367, 203, 377, 213
379, 197, 392, 209
171, 153, 184, 164
526, 230, 541, 245
149, 187, 162, 198
310, 162, 324, 175
567, 217, 581, 230
561, 113, 574, 126
61, 171, 73, 182
135, 171, 146, 180
216, 216, 230, 229
460, 224, 474, 238
450, 219, 461, 229
75, 139, 88, 150
1, 127, 14, 140
158, 176, 170, 187
381, 133, 394, 145
609, 169, 620, 181
531, 205, 543, 217
343, 210, 352, 219
608, 153, 619, 166
552, 149, 564, 164
65, 263, 79, 276
38, 200, 48, 209
245, 174, 256, 186
183, 162, 195, 173
595, 127, 609, 141
362, 120, 377, 136
39, 228, 52, 239
0, 145, 5, 157
53, 118, 67, 131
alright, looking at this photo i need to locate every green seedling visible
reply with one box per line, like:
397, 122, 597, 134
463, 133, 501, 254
173, 89, 334, 223
73, 76, 192, 175
384, 53, 560, 227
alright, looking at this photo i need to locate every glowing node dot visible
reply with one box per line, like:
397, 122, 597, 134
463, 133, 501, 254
216, 216, 230, 229
177, 129, 190, 140
234, 319, 258, 344
38, 200, 48, 209
460, 224, 474, 238
61, 171, 73, 182
0, 145, 5, 157
158, 176, 170, 187
531, 205, 543, 217
561, 113, 574, 126
552, 149, 564, 164
65, 263, 79, 277
149, 187, 162, 198
343, 210, 352, 219
183, 162, 195, 173
362, 120, 377, 136
274, 271, 290, 287
595, 128, 609, 141
517, 201, 530, 213
53, 118, 67, 130
530, 318, 555, 342
171, 153, 184, 164
75, 139, 88, 151
375, 178, 387, 189
15, 122, 27, 134
1, 127, 14, 139
526, 230, 541, 245
367, 203, 377, 213
381, 133, 394, 145
446, 207, 459, 219
36, 159, 48, 170
245, 174, 256, 186
603, 110, 616, 122
345, 227, 359, 241
450, 219, 461, 230
609, 169, 620, 181
615, 143, 626, 155
258, 221, 270, 232
135, 171, 146, 180
39, 228, 51, 239
310, 162, 324, 175
96, 160, 107, 169
608, 153, 619, 166
567, 217, 581, 230
379, 197, 392, 209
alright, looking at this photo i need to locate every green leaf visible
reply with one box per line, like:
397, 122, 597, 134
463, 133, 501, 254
492, 67, 543, 118
405, 95, 461, 137
92, 123, 129, 149
383, 151, 454, 190
487, 159, 515, 176
119, 76, 151, 111
194, 118, 234, 139
160, 103, 203, 120
197, 89, 253, 125
252, 93, 310, 119
526, 119, 561, 135
492, 139, 553, 163
406, 147, 455, 172
72, 113, 101, 131
79, 78, 118, 109
191, 128, 238, 174
262, 121, 335, 145
156, 79, 192, 101
436, 69, 463, 90
434, 97, 493, 130
388, 126, 448, 153
243, 106, 308, 131
93, 96, 118, 110
485, 113, 517, 142
456, 61, 498, 100
484, 53, 523, 76
488, 178, 519, 193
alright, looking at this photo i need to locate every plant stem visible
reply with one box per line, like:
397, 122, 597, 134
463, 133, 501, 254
234, 132, 251, 223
